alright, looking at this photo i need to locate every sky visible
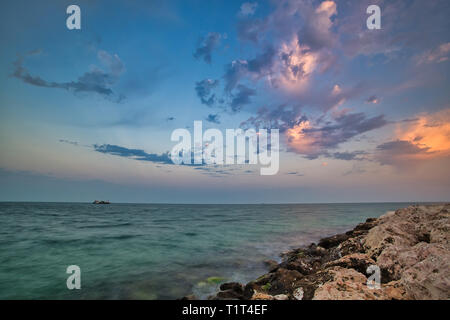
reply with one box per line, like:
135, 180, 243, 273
0, 0, 449, 203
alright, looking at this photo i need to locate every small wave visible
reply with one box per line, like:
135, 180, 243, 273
78, 222, 132, 229
183, 232, 198, 237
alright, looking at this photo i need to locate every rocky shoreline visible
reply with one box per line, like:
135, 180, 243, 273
188, 204, 449, 300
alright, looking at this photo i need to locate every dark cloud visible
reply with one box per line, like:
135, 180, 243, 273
195, 79, 219, 106
12, 50, 125, 102
305, 113, 387, 148
93, 144, 172, 164
59, 139, 79, 146
286, 171, 304, 176
374, 140, 433, 166
247, 46, 277, 74
223, 47, 276, 94
329, 151, 368, 161
193, 32, 221, 64
223, 60, 248, 93
297, 1, 337, 51
240, 104, 306, 132
366, 95, 380, 104
230, 84, 256, 112
205, 113, 220, 124
284, 112, 388, 159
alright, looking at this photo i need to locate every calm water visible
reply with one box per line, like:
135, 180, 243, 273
0, 202, 415, 299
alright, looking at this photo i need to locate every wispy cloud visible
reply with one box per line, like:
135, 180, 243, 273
416, 42, 450, 65
286, 112, 387, 159
239, 2, 258, 16
195, 79, 220, 107
93, 144, 172, 164
205, 113, 220, 124
193, 32, 221, 64
12, 49, 125, 102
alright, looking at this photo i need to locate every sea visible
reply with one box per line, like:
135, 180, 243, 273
0, 202, 417, 299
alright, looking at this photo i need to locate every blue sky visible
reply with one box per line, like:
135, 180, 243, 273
1, 0, 450, 203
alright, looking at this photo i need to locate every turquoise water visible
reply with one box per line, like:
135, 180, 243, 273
0, 202, 414, 299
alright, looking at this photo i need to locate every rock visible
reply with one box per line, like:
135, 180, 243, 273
180, 294, 197, 300
383, 280, 410, 300
399, 243, 450, 299
220, 282, 244, 293
338, 236, 365, 256
312, 267, 390, 300
323, 253, 376, 275
210, 204, 450, 300
216, 289, 243, 300
292, 288, 304, 300
215, 282, 245, 300
263, 259, 279, 271
318, 233, 350, 249
261, 268, 303, 295
250, 291, 274, 300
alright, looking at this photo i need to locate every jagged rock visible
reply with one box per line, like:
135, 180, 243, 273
250, 291, 274, 300
215, 290, 243, 300
263, 259, 279, 271
215, 282, 245, 300
364, 204, 450, 298
318, 233, 349, 249
383, 280, 410, 300
323, 253, 376, 275
220, 282, 244, 292
210, 204, 450, 301
338, 235, 365, 256
312, 267, 390, 300
253, 268, 304, 296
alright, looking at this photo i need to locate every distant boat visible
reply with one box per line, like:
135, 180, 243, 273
93, 200, 110, 204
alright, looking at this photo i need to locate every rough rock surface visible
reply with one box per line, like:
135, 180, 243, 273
212, 204, 450, 300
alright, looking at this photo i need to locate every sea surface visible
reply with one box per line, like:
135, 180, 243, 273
0, 202, 417, 299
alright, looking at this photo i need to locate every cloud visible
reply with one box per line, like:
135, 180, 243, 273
193, 32, 221, 64
12, 50, 125, 102
59, 139, 79, 146
366, 96, 380, 104
239, 2, 258, 16
286, 171, 304, 176
286, 112, 387, 159
330, 151, 368, 161
416, 42, 450, 65
195, 79, 219, 106
205, 113, 220, 124
338, 0, 450, 59
223, 60, 249, 93
237, 18, 267, 43
230, 84, 256, 112
93, 144, 172, 164
375, 140, 433, 166
375, 108, 450, 166
297, 0, 337, 51
240, 104, 306, 132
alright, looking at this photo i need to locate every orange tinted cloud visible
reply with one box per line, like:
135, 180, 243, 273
286, 120, 321, 156
375, 108, 450, 166
397, 108, 450, 156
